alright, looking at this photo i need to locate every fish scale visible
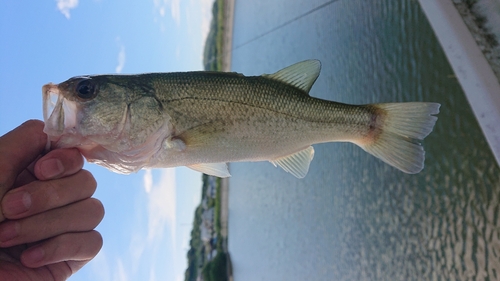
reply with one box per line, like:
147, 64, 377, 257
157, 73, 373, 137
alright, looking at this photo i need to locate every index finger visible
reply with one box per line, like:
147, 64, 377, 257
0, 120, 48, 220
34, 148, 84, 181
13, 148, 85, 187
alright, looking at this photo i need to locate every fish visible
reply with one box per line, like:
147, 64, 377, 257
42, 60, 440, 178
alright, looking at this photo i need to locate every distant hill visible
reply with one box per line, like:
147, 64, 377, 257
203, 0, 224, 71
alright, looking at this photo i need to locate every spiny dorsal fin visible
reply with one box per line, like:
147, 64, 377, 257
270, 146, 315, 178
187, 163, 231, 178
264, 60, 321, 94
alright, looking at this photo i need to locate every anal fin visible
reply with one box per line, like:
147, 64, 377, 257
187, 163, 231, 178
270, 146, 315, 178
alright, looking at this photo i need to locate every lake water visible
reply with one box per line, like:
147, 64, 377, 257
227, 0, 500, 280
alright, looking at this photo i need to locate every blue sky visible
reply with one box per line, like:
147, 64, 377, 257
0, 0, 214, 280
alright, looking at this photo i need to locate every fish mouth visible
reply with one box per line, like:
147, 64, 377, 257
42, 83, 79, 145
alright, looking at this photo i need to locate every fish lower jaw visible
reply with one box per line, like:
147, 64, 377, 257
43, 85, 79, 137
46, 134, 91, 151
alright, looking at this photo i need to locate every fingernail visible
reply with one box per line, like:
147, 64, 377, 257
40, 158, 64, 179
0, 222, 19, 244
3, 191, 31, 216
25, 246, 45, 264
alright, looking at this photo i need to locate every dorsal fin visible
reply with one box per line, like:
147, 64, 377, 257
264, 60, 321, 94
270, 146, 315, 178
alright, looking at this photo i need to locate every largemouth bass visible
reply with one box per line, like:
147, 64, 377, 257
42, 60, 440, 178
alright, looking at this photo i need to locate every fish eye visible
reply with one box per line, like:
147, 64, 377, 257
76, 79, 96, 100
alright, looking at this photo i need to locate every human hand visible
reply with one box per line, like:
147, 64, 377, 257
0, 120, 104, 281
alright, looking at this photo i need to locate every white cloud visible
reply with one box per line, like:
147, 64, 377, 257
90, 250, 130, 281
103, 169, 179, 281
89, 250, 111, 281
170, 0, 181, 26
115, 45, 126, 74
128, 233, 146, 274
149, 268, 157, 281
143, 169, 153, 193
113, 259, 128, 281
147, 168, 176, 245
153, 0, 181, 27
200, 0, 214, 43
56, 0, 78, 19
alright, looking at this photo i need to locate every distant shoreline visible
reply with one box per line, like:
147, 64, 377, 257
218, 0, 234, 242
220, 0, 234, 280
221, 0, 234, 72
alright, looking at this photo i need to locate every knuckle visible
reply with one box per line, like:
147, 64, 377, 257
0, 162, 14, 188
42, 180, 62, 203
26, 178, 61, 205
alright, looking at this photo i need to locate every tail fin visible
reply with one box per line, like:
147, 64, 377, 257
357, 102, 440, 174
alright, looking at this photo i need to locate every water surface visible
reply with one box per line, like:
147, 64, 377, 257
228, 0, 500, 280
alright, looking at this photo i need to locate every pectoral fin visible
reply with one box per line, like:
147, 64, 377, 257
176, 122, 221, 149
163, 137, 186, 151
187, 163, 231, 178
270, 146, 315, 178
